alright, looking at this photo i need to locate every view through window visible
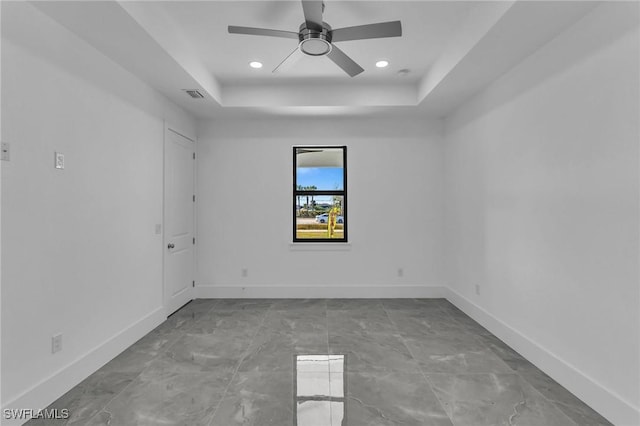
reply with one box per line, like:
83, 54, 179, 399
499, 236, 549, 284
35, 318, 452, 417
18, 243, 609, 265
293, 146, 347, 242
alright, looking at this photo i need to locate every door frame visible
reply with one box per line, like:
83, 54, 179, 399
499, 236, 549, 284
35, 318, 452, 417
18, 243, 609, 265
163, 124, 197, 317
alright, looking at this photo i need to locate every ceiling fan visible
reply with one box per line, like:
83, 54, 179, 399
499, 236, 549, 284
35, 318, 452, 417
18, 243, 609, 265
228, 0, 402, 77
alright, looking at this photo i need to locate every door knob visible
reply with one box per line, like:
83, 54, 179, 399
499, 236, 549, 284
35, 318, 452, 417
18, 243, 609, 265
168, 243, 175, 249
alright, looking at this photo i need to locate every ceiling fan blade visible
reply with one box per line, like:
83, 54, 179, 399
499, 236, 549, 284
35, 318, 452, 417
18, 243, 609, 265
273, 47, 304, 73
228, 25, 299, 40
301, 0, 324, 31
331, 21, 402, 42
326, 45, 364, 77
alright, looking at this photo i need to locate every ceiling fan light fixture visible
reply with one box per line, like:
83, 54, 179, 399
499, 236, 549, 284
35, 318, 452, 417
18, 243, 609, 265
300, 37, 332, 56
376, 60, 389, 68
249, 61, 263, 69
298, 24, 333, 56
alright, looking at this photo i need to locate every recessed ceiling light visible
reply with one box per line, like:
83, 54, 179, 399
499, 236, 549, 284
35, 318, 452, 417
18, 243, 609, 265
375, 60, 389, 68
249, 61, 263, 69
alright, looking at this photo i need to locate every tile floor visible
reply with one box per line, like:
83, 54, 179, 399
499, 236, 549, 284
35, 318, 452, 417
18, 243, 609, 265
27, 299, 611, 426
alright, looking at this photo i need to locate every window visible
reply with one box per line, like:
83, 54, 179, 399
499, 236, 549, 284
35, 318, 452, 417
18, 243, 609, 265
293, 146, 347, 242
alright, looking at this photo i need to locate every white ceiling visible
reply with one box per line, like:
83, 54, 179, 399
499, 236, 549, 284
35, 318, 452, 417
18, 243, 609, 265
31, 0, 599, 119
157, 1, 476, 84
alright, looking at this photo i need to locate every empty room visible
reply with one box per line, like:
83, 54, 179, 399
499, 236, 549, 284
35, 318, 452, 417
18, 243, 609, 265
1, 1, 638, 425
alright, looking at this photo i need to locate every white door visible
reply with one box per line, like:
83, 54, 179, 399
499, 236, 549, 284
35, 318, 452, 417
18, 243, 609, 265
164, 127, 195, 316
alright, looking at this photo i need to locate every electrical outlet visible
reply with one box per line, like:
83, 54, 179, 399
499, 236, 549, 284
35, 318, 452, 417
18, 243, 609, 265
1, 142, 10, 161
54, 152, 64, 169
397, 267, 404, 278
52, 334, 63, 354
241, 268, 248, 278
475, 284, 481, 295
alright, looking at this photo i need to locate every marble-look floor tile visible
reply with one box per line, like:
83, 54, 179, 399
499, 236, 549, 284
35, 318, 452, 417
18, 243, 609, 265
32, 299, 610, 426
387, 312, 469, 338
437, 300, 468, 316
182, 298, 219, 314
87, 364, 229, 426
164, 300, 218, 329
427, 373, 577, 426
345, 371, 453, 426
25, 371, 137, 426
338, 307, 389, 318
328, 309, 398, 334
214, 298, 274, 311
289, 332, 330, 353
163, 311, 206, 331
329, 332, 420, 373
444, 311, 494, 336
94, 320, 186, 377
414, 349, 514, 374
96, 346, 157, 375
476, 333, 528, 368
381, 298, 445, 312
399, 323, 512, 374
414, 298, 453, 309
326, 298, 383, 310
262, 310, 328, 334
515, 363, 613, 425
402, 332, 488, 356
551, 399, 613, 426
237, 332, 297, 373
127, 324, 183, 357
271, 298, 328, 312
163, 332, 249, 374
189, 309, 267, 335
209, 371, 294, 426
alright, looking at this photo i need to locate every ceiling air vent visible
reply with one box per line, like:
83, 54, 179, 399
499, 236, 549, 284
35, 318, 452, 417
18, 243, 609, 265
184, 89, 204, 99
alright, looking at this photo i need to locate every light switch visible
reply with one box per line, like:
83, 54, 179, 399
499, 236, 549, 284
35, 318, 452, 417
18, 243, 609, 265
55, 152, 64, 169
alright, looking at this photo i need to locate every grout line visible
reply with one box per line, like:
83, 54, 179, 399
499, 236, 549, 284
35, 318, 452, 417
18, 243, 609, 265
203, 298, 222, 315
69, 299, 586, 426
158, 299, 221, 355
435, 303, 522, 375
435, 301, 499, 351
206, 299, 274, 426
380, 302, 455, 425
513, 377, 582, 426
81, 358, 151, 423
386, 301, 582, 426
81, 300, 223, 423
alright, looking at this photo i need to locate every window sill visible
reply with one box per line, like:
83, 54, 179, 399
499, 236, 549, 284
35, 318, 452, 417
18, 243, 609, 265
289, 242, 352, 251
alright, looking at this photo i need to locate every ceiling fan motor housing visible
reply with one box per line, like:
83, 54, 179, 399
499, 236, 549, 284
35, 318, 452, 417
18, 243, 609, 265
298, 22, 332, 56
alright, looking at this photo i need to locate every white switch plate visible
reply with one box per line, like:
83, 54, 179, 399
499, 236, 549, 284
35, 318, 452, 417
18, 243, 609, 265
54, 152, 64, 169
1, 143, 10, 161
155, 224, 162, 234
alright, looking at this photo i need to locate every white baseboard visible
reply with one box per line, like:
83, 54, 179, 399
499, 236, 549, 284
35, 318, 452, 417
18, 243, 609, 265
5, 289, 636, 426
445, 287, 640, 426
1, 307, 166, 426
195, 284, 447, 299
